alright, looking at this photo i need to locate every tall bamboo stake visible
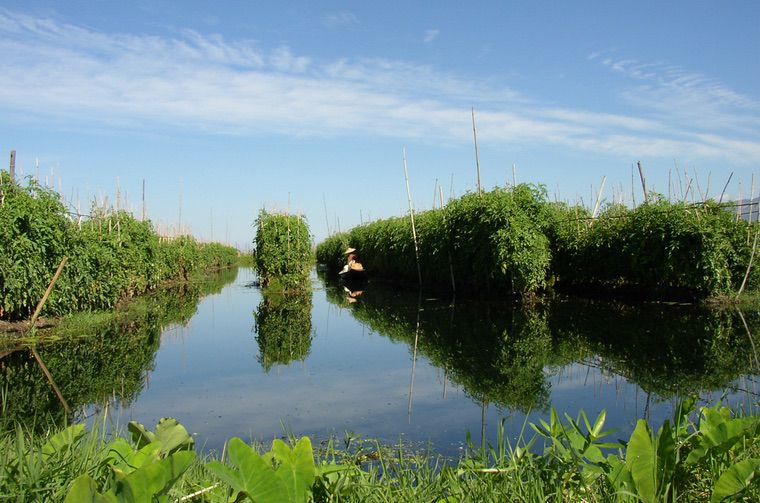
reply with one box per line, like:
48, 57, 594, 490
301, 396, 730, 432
718, 172, 733, 204
637, 161, 648, 203
591, 176, 607, 220
471, 108, 482, 197
402, 147, 423, 287
737, 228, 759, 299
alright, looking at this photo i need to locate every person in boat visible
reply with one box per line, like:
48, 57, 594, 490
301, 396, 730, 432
340, 247, 365, 275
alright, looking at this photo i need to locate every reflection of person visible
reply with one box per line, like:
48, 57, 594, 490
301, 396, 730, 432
343, 286, 364, 304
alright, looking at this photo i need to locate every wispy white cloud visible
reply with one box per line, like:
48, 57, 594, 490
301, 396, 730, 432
1, 9, 759, 165
594, 53, 760, 137
323, 11, 358, 28
423, 29, 439, 44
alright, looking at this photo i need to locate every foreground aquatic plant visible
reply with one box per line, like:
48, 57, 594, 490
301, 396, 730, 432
2, 401, 758, 502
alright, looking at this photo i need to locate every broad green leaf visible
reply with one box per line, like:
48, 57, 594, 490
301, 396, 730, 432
626, 419, 656, 503
655, 421, 676, 489
271, 437, 316, 503
117, 450, 195, 502
207, 438, 289, 503
42, 423, 85, 459
64, 474, 117, 503
128, 418, 194, 455
711, 458, 760, 503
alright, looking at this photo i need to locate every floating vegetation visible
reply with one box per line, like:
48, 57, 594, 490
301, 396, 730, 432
0, 170, 238, 320
317, 184, 759, 300
254, 210, 312, 289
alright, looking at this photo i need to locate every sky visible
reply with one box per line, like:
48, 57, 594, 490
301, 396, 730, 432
1, 1, 759, 248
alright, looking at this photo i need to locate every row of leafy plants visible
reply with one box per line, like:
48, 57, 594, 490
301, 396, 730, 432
254, 210, 312, 290
2, 400, 759, 501
0, 171, 239, 320
316, 185, 758, 299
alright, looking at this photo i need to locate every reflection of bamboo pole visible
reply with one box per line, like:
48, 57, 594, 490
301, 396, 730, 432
480, 399, 487, 451
407, 293, 422, 423
31, 347, 71, 414
402, 148, 422, 287
736, 308, 760, 369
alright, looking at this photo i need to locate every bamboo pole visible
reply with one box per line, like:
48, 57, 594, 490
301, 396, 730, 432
440, 185, 456, 299
637, 161, 648, 203
737, 228, 759, 299
591, 176, 607, 220
9, 150, 15, 183
30, 256, 68, 327
471, 108, 482, 197
751, 174, 756, 225
402, 147, 423, 287
718, 172, 733, 204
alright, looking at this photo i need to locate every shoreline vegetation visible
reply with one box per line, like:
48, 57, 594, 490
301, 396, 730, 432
1, 170, 239, 324
2, 399, 758, 501
317, 184, 760, 303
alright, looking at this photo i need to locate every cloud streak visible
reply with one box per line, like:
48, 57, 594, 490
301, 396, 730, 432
1, 9, 759, 164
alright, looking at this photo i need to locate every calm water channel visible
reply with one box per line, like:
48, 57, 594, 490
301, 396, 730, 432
3, 266, 760, 455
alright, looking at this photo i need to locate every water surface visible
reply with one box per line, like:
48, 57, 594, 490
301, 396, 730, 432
2, 266, 758, 455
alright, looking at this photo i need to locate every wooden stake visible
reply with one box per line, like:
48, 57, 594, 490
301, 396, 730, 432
9, 150, 15, 183
718, 172, 733, 204
402, 147, 423, 287
30, 256, 68, 327
637, 161, 648, 203
471, 108, 482, 197
738, 228, 759, 299
591, 176, 607, 220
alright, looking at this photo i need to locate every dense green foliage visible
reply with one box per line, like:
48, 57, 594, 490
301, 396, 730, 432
254, 287, 313, 371
316, 185, 759, 300
0, 171, 238, 320
551, 198, 758, 298
3, 402, 759, 501
254, 210, 313, 289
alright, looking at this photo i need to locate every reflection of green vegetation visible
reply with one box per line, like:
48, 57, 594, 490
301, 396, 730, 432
547, 301, 759, 397
254, 286, 313, 372
322, 276, 759, 411
324, 280, 551, 411
0, 268, 239, 428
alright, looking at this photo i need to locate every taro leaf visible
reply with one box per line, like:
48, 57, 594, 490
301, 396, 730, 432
626, 419, 656, 503
116, 450, 195, 503
107, 439, 162, 477
711, 458, 760, 503
128, 418, 194, 455
271, 437, 316, 503
206, 437, 288, 503
42, 423, 85, 459
64, 474, 117, 503
687, 406, 760, 465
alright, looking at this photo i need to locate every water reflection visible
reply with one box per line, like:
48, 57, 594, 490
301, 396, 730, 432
0, 267, 239, 427
253, 287, 313, 371
321, 273, 760, 411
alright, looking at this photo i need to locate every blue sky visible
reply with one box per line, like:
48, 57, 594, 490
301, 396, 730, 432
1, 1, 758, 248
